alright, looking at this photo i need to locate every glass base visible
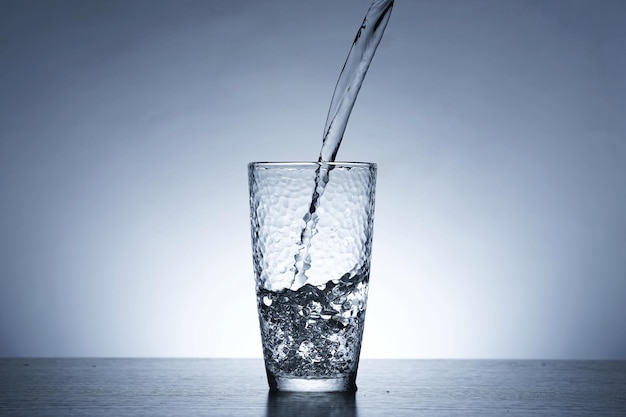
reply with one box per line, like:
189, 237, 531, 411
267, 374, 357, 392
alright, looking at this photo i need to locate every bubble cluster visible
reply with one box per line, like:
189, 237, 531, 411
257, 271, 369, 378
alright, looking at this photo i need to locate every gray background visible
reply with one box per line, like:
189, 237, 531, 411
1, 0, 625, 359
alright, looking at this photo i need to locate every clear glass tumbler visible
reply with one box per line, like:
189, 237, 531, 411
248, 162, 376, 392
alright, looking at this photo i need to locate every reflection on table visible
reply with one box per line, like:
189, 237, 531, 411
265, 391, 357, 417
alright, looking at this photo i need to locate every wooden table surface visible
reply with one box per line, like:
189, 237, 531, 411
1, 358, 625, 416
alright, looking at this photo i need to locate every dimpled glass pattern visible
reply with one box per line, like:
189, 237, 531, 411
248, 162, 376, 392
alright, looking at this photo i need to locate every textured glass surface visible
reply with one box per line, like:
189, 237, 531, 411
248, 162, 376, 391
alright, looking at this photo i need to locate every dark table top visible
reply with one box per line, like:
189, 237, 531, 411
1, 358, 625, 416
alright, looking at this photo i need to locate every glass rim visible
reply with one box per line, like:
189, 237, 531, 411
248, 161, 376, 169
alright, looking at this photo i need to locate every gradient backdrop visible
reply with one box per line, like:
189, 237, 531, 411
1, 0, 625, 359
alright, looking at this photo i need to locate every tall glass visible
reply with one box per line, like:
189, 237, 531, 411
248, 162, 376, 392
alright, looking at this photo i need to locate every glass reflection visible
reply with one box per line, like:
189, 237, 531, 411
265, 391, 357, 417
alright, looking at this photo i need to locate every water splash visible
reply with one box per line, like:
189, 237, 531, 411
291, 0, 393, 289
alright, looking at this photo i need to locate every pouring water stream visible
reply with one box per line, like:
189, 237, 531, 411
291, 0, 394, 289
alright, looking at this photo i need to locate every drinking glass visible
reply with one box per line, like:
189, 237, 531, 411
248, 162, 376, 392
